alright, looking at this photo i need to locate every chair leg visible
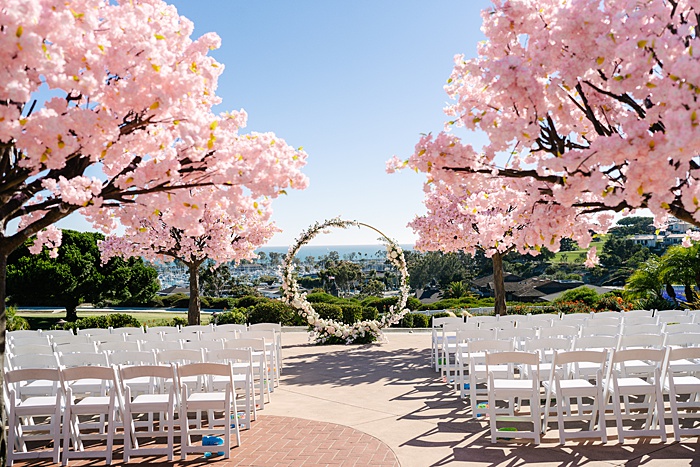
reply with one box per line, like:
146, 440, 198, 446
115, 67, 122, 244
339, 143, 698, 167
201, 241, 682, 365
612, 392, 625, 443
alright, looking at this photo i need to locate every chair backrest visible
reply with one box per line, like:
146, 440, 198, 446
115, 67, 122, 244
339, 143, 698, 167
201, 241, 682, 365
8, 353, 59, 370
61, 365, 118, 387
215, 323, 247, 333
663, 332, 700, 348
617, 333, 664, 350
111, 326, 144, 335
207, 347, 252, 365
120, 363, 176, 384
665, 322, 700, 335
552, 349, 608, 366
177, 361, 232, 379
560, 313, 591, 323
106, 350, 157, 366
181, 324, 213, 334
156, 348, 203, 365
162, 332, 189, 343
622, 315, 658, 327
456, 328, 496, 343
539, 324, 580, 339
248, 323, 281, 332
141, 340, 183, 352
485, 350, 539, 366
496, 327, 538, 341
146, 325, 181, 334
591, 311, 622, 320
624, 309, 654, 317
241, 330, 277, 347
7, 330, 40, 340
612, 347, 665, 365
99, 340, 141, 353
54, 342, 99, 354
5, 367, 61, 385
656, 314, 693, 325
49, 334, 88, 345
525, 337, 571, 360
127, 332, 163, 343
76, 327, 111, 336
467, 338, 514, 354
432, 316, 463, 328
468, 315, 498, 327
40, 329, 74, 338
622, 323, 663, 335
223, 337, 265, 352
664, 346, 700, 376
9, 335, 51, 348
87, 333, 126, 344
580, 324, 619, 337
7, 342, 54, 358
572, 334, 618, 351
182, 340, 224, 352
58, 351, 109, 368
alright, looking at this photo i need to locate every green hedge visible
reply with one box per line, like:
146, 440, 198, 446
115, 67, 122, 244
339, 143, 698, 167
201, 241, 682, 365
248, 300, 303, 326
313, 303, 343, 322
340, 304, 363, 324
216, 309, 247, 325
63, 313, 142, 331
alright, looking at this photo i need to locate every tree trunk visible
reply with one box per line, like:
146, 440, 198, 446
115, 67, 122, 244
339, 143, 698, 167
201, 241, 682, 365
65, 298, 79, 322
0, 252, 8, 466
187, 262, 201, 326
492, 251, 507, 316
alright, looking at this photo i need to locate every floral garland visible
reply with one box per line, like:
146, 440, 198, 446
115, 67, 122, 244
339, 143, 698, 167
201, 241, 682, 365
281, 218, 410, 344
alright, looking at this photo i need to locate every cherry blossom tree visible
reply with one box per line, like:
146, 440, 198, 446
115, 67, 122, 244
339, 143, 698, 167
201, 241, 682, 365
400, 176, 603, 314
0, 0, 308, 459
391, 0, 700, 266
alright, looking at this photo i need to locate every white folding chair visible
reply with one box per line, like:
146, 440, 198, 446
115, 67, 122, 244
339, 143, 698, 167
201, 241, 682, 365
591, 311, 623, 321
49, 334, 88, 346
524, 337, 571, 382
119, 364, 177, 463
60, 365, 122, 465
183, 339, 224, 352
181, 324, 214, 335
157, 348, 204, 392
486, 351, 542, 444
662, 346, 700, 441
223, 338, 270, 408
126, 332, 162, 344
465, 338, 514, 417
496, 327, 537, 351
439, 322, 474, 379
605, 348, 667, 443
622, 315, 658, 327
560, 313, 591, 324
57, 351, 111, 398
622, 323, 663, 335
207, 347, 256, 429
9, 336, 51, 350
248, 323, 283, 373
87, 334, 126, 345
5, 368, 63, 466
7, 354, 61, 399
657, 314, 694, 326
543, 350, 608, 443
664, 322, 700, 337
7, 330, 40, 340
178, 362, 241, 460
453, 328, 497, 393
54, 342, 99, 355
240, 330, 280, 387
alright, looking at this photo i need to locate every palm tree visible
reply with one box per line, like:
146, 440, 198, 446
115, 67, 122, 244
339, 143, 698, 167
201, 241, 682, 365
660, 244, 700, 302
626, 256, 665, 301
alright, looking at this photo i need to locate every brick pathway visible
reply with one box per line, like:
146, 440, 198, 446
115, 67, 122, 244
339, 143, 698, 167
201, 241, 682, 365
16, 415, 399, 467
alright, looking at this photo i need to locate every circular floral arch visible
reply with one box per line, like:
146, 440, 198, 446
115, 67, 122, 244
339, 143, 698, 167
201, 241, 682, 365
281, 218, 410, 344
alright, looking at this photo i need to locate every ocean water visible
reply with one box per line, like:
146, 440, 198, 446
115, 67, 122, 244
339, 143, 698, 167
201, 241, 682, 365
255, 244, 414, 260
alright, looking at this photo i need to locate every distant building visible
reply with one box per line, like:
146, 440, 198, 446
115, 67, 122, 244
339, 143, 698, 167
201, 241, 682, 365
630, 234, 658, 248
471, 274, 585, 303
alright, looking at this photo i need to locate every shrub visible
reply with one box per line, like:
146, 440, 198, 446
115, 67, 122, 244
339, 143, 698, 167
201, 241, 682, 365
306, 292, 346, 304
361, 307, 378, 321
555, 287, 599, 306
7, 306, 29, 331
63, 313, 140, 332
398, 313, 413, 328
248, 300, 302, 325
340, 304, 363, 324
313, 303, 343, 322
236, 295, 268, 309
169, 316, 188, 327
412, 313, 430, 328
208, 297, 236, 309
161, 293, 189, 307
429, 311, 452, 320
147, 295, 164, 307
215, 309, 247, 325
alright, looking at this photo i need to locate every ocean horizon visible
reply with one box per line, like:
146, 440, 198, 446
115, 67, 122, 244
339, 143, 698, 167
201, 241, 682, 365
255, 244, 415, 260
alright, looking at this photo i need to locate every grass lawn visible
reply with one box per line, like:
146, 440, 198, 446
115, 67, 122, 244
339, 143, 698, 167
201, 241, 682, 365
551, 235, 607, 264
17, 310, 213, 330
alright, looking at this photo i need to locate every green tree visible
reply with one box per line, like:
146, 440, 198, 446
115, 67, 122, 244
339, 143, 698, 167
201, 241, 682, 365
200, 263, 232, 298
660, 244, 700, 302
320, 260, 362, 294
406, 251, 472, 290
359, 279, 385, 298
6, 230, 158, 320
626, 256, 665, 302
444, 281, 470, 299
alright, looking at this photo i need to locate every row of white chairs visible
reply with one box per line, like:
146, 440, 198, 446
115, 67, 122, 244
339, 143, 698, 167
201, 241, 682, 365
434, 315, 700, 376
450, 343, 700, 444
5, 358, 251, 466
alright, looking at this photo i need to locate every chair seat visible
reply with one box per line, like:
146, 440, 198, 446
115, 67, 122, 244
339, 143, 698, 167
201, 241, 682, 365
609, 377, 657, 395
186, 392, 228, 411
473, 364, 509, 377
131, 393, 172, 408
669, 359, 700, 373
73, 396, 112, 412
15, 396, 61, 415
666, 375, 700, 392
493, 379, 534, 390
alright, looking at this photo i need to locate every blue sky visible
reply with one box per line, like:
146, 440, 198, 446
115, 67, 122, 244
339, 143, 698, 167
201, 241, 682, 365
59, 0, 493, 246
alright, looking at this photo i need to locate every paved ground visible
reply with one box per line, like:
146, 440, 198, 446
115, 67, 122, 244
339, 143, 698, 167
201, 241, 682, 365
13, 331, 700, 466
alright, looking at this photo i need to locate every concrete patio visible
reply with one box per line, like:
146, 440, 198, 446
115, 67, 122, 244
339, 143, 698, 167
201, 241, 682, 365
14, 330, 700, 466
